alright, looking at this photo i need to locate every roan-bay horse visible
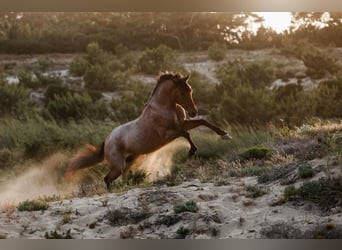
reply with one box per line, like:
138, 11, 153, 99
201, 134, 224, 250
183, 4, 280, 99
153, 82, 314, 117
66, 73, 232, 188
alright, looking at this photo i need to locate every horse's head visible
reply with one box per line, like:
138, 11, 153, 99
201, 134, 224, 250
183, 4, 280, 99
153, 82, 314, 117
174, 75, 198, 117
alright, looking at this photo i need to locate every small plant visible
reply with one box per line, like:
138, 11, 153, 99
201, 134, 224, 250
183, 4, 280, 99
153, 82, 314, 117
238, 147, 273, 161
245, 185, 267, 198
17, 199, 49, 212
62, 208, 73, 224
125, 169, 147, 186
283, 185, 297, 201
69, 55, 89, 76
174, 200, 198, 214
37, 56, 54, 71
176, 226, 190, 239
44, 229, 72, 239
208, 42, 226, 61
297, 163, 314, 178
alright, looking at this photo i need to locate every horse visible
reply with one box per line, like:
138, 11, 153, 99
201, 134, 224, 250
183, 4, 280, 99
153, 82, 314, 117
66, 73, 232, 188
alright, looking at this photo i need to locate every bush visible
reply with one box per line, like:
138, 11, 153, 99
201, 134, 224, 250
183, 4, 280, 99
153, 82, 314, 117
208, 42, 226, 61
284, 185, 297, 200
45, 229, 72, 239
297, 163, 314, 178
18, 71, 39, 89
238, 147, 273, 161
176, 226, 190, 239
216, 59, 275, 89
110, 81, 150, 122
138, 45, 183, 74
302, 49, 339, 79
0, 81, 28, 117
85, 42, 110, 66
17, 199, 49, 211
84, 64, 118, 91
0, 147, 14, 169
125, 169, 147, 186
69, 55, 89, 76
174, 200, 198, 213
211, 85, 275, 125
246, 185, 267, 198
37, 56, 54, 71
47, 92, 93, 121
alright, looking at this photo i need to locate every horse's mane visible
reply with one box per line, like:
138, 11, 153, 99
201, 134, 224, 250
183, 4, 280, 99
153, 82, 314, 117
149, 72, 183, 99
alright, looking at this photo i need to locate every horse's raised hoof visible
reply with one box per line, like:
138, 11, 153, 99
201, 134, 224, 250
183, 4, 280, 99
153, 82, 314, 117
221, 133, 232, 140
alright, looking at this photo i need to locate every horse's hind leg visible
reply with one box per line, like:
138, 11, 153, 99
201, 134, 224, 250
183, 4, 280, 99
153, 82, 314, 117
104, 155, 126, 189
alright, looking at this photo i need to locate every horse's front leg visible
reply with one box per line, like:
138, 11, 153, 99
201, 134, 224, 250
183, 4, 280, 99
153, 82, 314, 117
164, 130, 197, 157
180, 131, 197, 157
182, 119, 232, 140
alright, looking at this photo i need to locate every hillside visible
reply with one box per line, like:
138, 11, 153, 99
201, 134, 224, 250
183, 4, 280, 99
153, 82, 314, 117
0, 47, 341, 239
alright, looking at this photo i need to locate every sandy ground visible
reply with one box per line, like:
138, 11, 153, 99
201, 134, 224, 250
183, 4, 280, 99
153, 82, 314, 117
0, 157, 341, 239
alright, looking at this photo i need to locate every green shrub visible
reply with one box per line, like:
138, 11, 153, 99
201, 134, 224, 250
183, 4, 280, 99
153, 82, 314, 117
297, 163, 314, 178
284, 185, 297, 200
302, 49, 339, 79
176, 226, 190, 239
125, 169, 147, 186
85, 42, 110, 66
174, 200, 198, 213
238, 147, 273, 161
211, 85, 275, 125
17, 199, 49, 211
84, 64, 118, 91
47, 92, 93, 121
0, 81, 28, 117
216, 59, 275, 89
110, 81, 150, 122
45, 229, 72, 239
208, 42, 226, 61
18, 71, 39, 89
45, 84, 74, 103
246, 185, 267, 198
69, 55, 89, 76
0, 147, 14, 169
138, 45, 183, 74
37, 56, 54, 71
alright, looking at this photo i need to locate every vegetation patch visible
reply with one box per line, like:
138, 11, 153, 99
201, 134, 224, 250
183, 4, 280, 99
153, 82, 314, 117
44, 229, 72, 239
238, 147, 273, 162
17, 199, 49, 212
297, 163, 314, 178
245, 185, 267, 198
176, 226, 190, 239
174, 200, 198, 214
283, 178, 342, 213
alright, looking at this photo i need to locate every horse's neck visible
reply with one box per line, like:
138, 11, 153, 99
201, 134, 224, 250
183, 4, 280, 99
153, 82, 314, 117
148, 82, 176, 111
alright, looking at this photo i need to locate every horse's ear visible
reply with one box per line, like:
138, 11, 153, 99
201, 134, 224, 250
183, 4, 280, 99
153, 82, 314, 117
183, 75, 190, 82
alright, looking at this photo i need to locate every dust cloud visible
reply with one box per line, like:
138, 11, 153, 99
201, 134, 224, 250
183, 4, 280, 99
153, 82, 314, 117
0, 153, 77, 205
130, 139, 188, 181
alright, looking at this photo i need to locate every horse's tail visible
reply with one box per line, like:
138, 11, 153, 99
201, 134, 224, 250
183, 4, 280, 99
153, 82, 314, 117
67, 141, 105, 172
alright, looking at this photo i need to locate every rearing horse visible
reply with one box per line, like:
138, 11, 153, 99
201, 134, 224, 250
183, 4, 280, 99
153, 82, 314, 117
67, 73, 231, 188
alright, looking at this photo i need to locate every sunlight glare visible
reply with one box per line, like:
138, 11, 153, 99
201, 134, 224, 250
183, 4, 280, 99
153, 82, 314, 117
254, 12, 292, 33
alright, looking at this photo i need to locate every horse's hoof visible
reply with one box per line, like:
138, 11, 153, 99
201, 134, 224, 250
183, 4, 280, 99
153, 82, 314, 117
222, 134, 232, 140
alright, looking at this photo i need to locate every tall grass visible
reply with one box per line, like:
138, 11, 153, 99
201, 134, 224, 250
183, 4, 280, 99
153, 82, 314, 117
0, 117, 115, 165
